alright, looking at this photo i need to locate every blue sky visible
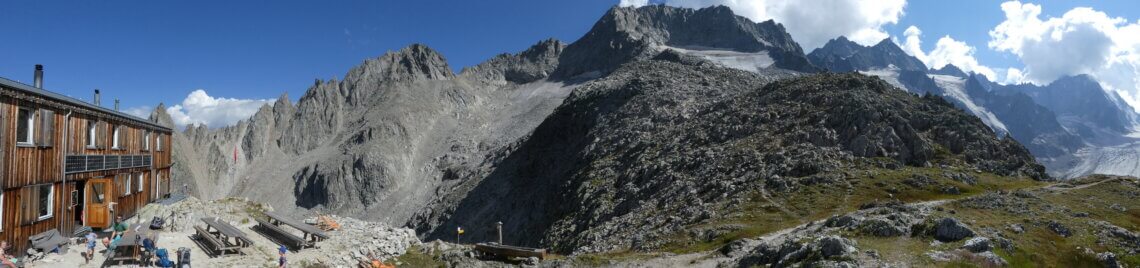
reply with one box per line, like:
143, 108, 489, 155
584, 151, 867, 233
2, 1, 1138, 127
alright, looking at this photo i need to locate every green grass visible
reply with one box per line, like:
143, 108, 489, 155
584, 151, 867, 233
910, 176, 1140, 267
656, 158, 1043, 254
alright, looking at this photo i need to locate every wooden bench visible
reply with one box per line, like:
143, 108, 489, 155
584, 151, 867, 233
254, 218, 313, 249
194, 226, 240, 256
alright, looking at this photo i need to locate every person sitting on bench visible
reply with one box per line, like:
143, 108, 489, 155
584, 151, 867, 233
0, 241, 18, 268
111, 216, 129, 239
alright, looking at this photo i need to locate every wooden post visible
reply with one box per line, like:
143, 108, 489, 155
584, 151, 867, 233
496, 222, 503, 244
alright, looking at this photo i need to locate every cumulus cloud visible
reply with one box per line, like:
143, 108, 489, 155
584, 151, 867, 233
1002, 68, 1026, 85
989, 1, 1140, 110
901, 25, 998, 79
123, 106, 153, 119
165, 89, 275, 129
658, 0, 906, 50
619, 0, 650, 7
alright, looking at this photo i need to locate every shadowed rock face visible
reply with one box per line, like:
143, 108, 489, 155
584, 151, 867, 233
172, 39, 574, 222
553, 5, 818, 79
808, 38, 927, 72
410, 56, 1044, 253
168, 5, 1049, 256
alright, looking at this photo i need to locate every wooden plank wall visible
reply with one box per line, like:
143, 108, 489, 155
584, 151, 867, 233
0, 91, 175, 253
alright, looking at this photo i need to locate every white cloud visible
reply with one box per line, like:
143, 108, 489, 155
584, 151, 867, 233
123, 106, 153, 119
901, 25, 998, 80
619, 0, 649, 7
165, 89, 275, 129
659, 0, 906, 50
1003, 68, 1026, 85
989, 1, 1140, 110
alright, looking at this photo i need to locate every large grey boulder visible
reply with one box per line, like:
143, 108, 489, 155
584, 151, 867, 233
814, 236, 857, 258
961, 237, 992, 253
934, 218, 976, 242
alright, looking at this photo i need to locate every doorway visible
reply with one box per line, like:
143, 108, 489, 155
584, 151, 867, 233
73, 181, 85, 226
85, 178, 112, 229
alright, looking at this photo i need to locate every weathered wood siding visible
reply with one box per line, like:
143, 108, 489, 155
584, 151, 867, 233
0, 84, 174, 253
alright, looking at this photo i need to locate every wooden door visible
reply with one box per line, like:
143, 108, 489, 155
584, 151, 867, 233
85, 178, 112, 228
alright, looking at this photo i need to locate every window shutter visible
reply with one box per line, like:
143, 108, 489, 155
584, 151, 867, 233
96, 121, 107, 149
139, 130, 146, 151
33, 110, 44, 146
39, 109, 54, 147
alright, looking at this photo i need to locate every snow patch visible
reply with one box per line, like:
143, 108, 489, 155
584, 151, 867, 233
1060, 142, 1140, 179
858, 67, 908, 92
930, 74, 1011, 136
662, 45, 775, 72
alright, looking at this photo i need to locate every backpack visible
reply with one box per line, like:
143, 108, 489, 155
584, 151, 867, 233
156, 248, 174, 267
151, 216, 167, 229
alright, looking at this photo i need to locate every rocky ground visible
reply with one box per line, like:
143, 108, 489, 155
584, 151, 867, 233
33, 197, 422, 268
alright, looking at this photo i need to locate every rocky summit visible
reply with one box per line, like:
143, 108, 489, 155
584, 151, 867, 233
159, 4, 1140, 268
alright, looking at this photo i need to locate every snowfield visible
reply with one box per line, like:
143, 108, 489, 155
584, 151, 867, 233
930, 74, 1011, 136
663, 45, 776, 72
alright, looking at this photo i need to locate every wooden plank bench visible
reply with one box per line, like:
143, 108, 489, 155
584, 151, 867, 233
194, 225, 240, 256
474, 243, 547, 260
254, 218, 313, 249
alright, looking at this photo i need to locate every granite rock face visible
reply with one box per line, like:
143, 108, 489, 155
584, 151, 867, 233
167, 5, 1049, 257
553, 5, 818, 79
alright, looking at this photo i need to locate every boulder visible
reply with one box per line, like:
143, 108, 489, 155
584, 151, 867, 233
1048, 221, 1072, 237
934, 218, 975, 242
1098, 252, 1121, 268
814, 236, 857, 258
961, 237, 992, 253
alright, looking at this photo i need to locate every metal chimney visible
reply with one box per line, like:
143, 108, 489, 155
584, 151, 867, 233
94, 89, 101, 106
33, 65, 43, 89
114, 99, 120, 111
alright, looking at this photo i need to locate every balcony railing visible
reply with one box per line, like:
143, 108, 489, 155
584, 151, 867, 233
65, 154, 152, 174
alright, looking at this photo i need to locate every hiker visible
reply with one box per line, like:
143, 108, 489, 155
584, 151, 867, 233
85, 231, 98, 264
111, 215, 129, 239
0, 241, 17, 268
278, 246, 288, 268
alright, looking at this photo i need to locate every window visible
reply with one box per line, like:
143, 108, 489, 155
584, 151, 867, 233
137, 173, 144, 193
17, 108, 33, 145
90, 182, 106, 204
123, 174, 132, 195
37, 184, 53, 221
87, 121, 97, 147
157, 134, 163, 151
143, 131, 151, 151
111, 125, 121, 149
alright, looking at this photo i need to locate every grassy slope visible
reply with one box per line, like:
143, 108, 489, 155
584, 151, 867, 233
858, 175, 1140, 267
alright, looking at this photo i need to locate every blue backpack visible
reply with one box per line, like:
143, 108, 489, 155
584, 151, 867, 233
155, 248, 174, 267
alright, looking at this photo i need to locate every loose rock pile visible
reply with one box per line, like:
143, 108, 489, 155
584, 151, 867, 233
297, 215, 421, 267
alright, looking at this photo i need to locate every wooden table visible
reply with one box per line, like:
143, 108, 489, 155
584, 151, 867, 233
107, 224, 158, 265
197, 217, 252, 255
263, 211, 328, 241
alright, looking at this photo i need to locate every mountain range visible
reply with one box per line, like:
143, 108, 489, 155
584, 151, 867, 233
155, 4, 1140, 266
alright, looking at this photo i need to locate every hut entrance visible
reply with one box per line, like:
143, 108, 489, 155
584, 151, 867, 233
84, 178, 112, 229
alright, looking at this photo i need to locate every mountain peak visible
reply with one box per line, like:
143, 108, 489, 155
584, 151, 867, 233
871, 38, 903, 52
553, 4, 816, 78
345, 44, 455, 84
808, 37, 926, 72
931, 64, 968, 77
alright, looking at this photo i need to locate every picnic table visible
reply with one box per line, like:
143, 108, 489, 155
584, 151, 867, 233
195, 217, 252, 256
254, 211, 328, 250
106, 224, 158, 265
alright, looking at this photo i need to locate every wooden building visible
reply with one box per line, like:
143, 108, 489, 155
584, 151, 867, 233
0, 65, 173, 253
